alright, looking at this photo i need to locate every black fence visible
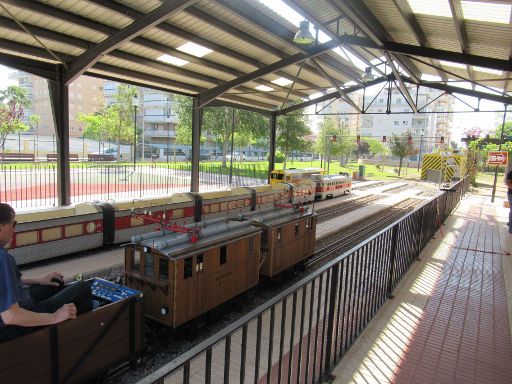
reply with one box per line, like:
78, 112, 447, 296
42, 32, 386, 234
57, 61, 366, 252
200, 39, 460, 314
0, 163, 268, 209
135, 177, 469, 384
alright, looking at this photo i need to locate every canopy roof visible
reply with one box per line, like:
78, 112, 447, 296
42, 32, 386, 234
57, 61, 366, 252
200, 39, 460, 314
0, 0, 511, 114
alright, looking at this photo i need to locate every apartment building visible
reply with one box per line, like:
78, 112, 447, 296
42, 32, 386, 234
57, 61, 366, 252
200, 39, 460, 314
8, 70, 104, 137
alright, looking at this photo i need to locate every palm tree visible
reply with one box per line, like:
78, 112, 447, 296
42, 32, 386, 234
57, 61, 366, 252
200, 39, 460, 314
0, 85, 31, 151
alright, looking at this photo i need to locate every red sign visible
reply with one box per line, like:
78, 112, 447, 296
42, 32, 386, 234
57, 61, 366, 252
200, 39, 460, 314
487, 151, 508, 165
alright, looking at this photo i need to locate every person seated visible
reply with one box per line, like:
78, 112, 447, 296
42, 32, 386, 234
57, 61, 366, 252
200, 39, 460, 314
0, 203, 93, 342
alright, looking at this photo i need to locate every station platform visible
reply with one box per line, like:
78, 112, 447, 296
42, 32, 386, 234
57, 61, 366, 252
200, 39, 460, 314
330, 191, 512, 383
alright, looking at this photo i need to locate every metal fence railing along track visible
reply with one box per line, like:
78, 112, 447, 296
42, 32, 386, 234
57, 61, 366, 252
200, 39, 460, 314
135, 176, 469, 384
0, 163, 268, 209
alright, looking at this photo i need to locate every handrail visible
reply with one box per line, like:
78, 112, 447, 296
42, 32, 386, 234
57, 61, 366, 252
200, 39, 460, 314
135, 176, 469, 384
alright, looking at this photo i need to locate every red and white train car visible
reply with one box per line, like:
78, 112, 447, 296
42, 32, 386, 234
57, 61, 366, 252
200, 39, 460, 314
311, 174, 352, 200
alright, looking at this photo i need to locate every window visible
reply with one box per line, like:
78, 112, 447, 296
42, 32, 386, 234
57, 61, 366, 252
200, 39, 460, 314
220, 246, 227, 265
145, 252, 154, 276
184, 257, 193, 279
249, 238, 254, 255
196, 254, 204, 272
403, 121, 408, 125
295, 222, 300, 236
394, 121, 399, 125
131, 250, 140, 271
277, 228, 282, 242
159, 257, 168, 279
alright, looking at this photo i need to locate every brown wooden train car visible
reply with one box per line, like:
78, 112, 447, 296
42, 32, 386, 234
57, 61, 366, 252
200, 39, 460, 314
254, 209, 317, 277
125, 222, 262, 328
0, 279, 143, 384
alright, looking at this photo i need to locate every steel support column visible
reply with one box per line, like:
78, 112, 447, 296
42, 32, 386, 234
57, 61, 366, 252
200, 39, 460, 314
191, 97, 202, 192
48, 65, 70, 206
268, 114, 277, 183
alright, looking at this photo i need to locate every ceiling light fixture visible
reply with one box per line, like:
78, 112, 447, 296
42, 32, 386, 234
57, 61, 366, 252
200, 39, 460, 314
362, 67, 375, 82
293, 20, 314, 45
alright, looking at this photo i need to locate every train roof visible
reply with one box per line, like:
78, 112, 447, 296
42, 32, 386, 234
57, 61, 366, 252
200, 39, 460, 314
143, 223, 262, 261
271, 168, 324, 174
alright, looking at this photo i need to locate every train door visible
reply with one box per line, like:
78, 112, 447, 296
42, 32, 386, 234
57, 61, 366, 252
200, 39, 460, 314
195, 253, 206, 313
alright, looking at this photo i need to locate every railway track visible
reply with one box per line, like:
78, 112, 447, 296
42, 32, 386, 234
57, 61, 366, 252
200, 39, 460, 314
308, 198, 421, 269
316, 195, 384, 221
106, 196, 426, 384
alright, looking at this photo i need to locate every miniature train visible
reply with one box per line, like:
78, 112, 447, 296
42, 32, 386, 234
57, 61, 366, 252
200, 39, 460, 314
2, 204, 317, 383
8, 176, 350, 266
125, 204, 317, 328
0, 278, 144, 384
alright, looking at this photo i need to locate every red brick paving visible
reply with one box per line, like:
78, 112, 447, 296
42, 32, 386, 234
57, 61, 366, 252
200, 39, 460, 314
393, 204, 512, 384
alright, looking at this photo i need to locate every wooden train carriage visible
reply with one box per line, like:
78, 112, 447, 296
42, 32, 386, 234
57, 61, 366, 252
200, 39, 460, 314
0, 279, 143, 384
112, 193, 198, 244
9, 204, 104, 265
250, 183, 292, 210
254, 208, 317, 277
125, 223, 261, 328
198, 187, 254, 220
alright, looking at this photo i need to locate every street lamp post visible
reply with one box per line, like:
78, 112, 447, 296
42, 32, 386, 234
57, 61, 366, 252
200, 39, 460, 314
132, 94, 139, 169
417, 131, 424, 172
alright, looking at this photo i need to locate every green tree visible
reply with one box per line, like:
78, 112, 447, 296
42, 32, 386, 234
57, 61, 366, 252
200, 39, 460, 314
109, 84, 138, 159
276, 108, 312, 168
77, 109, 112, 151
315, 116, 356, 167
0, 85, 30, 151
173, 95, 268, 166
389, 131, 415, 176
76, 85, 137, 160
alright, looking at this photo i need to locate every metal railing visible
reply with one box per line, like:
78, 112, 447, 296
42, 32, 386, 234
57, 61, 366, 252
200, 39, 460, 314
136, 176, 469, 384
0, 163, 268, 209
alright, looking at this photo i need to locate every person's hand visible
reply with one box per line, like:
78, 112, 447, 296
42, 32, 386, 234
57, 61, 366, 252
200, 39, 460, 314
41, 272, 64, 287
53, 303, 77, 323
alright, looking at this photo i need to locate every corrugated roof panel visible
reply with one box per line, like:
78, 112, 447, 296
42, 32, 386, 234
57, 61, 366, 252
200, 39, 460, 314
174, 11, 288, 63
469, 44, 510, 62
365, 0, 413, 36
44, 0, 133, 29
0, 27, 84, 57
140, 28, 188, 48
98, 55, 214, 90
0, 4, 107, 43
0, 47, 58, 64
0, 28, 83, 58
88, 67, 197, 95
283, 0, 340, 24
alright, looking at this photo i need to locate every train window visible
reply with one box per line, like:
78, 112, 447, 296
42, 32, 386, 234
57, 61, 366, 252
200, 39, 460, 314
131, 251, 141, 271
308, 218, 314, 231
184, 257, 193, 279
261, 230, 268, 245
196, 254, 204, 272
305, 220, 309, 230
159, 257, 169, 280
145, 253, 155, 276
220, 246, 227, 264
220, 245, 227, 265
249, 237, 254, 255
295, 223, 300, 236
277, 228, 282, 242
271, 173, 284, 180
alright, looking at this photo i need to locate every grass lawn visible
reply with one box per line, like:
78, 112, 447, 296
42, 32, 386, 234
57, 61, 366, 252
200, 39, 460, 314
0, 159, 422, 181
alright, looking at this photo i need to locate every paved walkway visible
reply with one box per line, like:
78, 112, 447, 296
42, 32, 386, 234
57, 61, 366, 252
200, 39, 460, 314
332, 191, 512, 384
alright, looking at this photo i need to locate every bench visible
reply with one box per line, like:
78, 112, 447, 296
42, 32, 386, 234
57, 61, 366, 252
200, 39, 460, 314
88, 154, 115, 162
0, 153, 35, 162
47, 153, 79, 162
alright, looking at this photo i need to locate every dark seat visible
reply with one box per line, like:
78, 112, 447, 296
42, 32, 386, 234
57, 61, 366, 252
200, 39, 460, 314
0, 153, 35, 162
47, 153, 79, 162
88, 154, 115, 162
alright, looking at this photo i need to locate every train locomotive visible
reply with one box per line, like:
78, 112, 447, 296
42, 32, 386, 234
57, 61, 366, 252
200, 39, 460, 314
125, 204, 317, 328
